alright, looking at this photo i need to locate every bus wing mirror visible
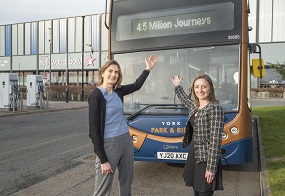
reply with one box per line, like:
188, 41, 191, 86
104, 0, 110, 29
252, 58, 265, 78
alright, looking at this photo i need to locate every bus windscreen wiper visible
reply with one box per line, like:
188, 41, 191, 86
126, 104, 153, 120
126, 104, 187, 120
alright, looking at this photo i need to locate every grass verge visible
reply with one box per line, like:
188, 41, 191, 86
253, 106, 285, 196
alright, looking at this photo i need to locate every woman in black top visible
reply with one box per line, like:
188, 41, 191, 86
88, 54, 158, 196
172, 74, 224, 196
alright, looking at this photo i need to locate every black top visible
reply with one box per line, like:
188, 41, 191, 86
88, 70, 149, 164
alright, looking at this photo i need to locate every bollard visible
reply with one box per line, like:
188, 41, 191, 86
66, 88, 69, 103
12, 92, 15, 112
46, 91, 49, 109
20, 92, 23, 111
40, 92, 43, 109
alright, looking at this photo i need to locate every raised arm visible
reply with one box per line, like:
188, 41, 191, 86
172, 75, 196, 111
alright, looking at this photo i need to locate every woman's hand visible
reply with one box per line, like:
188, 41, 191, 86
205, 170, 216, 184
145, 54, 158, 71
101, 162, 113, 174
172, 75, 182, 87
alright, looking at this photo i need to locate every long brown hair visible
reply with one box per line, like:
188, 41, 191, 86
191, 74, 217, 105
97, 60, 123, 89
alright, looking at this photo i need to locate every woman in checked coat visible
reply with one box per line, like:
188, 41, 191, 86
172, 74, 224, 196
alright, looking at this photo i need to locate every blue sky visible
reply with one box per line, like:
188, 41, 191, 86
0, 0, 105, 25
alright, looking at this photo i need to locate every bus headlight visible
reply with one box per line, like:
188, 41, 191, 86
132, 135, 138, 142
221, 132, 227, 139
230, 127, 239, 134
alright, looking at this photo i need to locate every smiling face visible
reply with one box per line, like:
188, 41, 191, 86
193, 78, 211, 101
102, 64, 120, 86
98, 60, 123, 88
191, 74, 216, 105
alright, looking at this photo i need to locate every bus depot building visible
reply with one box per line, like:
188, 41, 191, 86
1, 0, 285, 88
0, 14, 108, 87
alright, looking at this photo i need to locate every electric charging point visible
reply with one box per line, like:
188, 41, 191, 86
0, 73, 19, 110
27, 75, 44, 108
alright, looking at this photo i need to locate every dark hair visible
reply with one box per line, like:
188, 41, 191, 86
97, 60, 123, 89
191, 74, 217, 105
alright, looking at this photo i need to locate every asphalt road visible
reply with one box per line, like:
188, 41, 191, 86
252, 98, 285, 108
0, 109, 91, 195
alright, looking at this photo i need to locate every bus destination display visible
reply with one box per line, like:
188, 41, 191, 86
132, 11, 217, 35
116, 2, 234, 41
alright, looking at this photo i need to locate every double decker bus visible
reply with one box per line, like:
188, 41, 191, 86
105, 0, 262, 164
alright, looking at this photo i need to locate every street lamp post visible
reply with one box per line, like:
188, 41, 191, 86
44, 56, 46, 77
81, 16, 85, 101
48, 28, 52, 100
19, 63, 21, 85
40, 55, 48, 77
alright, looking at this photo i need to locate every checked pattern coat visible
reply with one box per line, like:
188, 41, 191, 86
175, 85, 224, 172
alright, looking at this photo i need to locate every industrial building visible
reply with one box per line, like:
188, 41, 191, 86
0, 14, 107, 86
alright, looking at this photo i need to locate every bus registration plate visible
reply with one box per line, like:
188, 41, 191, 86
157, 152, 188, 160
